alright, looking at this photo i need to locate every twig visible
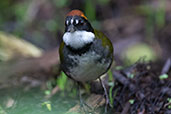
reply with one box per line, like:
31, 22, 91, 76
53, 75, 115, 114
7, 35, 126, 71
161, 58, 171, 74
45, 85, 60, 99
121, 101, 131, 114
66, 94, 105, 114
113, 71, 136, 91
161, 87, 171, 97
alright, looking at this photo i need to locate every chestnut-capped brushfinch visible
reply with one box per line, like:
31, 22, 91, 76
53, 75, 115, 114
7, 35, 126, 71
59, 10, 113, 82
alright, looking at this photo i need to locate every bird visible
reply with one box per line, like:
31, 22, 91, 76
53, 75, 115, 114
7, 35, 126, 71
59, 9, 114, 112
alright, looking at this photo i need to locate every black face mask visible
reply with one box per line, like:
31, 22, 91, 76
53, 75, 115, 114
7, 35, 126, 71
65, 16, 94, 33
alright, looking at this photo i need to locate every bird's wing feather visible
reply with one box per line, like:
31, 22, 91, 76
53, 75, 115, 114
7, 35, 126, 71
94, 30, 113, 56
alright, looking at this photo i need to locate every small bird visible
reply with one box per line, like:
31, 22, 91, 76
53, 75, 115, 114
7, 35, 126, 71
59, 9, 113, 111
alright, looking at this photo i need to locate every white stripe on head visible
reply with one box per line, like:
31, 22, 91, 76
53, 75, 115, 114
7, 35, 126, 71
66, 20, 69, 25
71, 18, 74, 24
63, 31, 95, 49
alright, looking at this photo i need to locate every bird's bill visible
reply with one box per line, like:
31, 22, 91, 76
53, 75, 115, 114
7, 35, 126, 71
67, 24, 76, 33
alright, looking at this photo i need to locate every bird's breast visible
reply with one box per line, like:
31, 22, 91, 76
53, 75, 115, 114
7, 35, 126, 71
63, 51, 112, 82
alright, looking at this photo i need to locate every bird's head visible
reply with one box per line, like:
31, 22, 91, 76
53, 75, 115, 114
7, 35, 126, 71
63, 10, 95, 49
65, 10, 93, 33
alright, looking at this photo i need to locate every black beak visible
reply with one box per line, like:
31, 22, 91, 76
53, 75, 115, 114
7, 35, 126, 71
67, 25, 76, 33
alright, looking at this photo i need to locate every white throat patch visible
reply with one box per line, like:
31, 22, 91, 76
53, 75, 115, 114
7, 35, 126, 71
63, 31, 95, 49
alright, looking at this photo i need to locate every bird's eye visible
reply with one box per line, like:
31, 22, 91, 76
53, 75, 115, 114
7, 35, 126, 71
79, 20, 84, 25
75, 20, 84, 26
72, 19, 84, 26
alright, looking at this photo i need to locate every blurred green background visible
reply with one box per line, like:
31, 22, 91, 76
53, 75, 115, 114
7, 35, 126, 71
0, 0, 170, 61
0, 0, 170, 63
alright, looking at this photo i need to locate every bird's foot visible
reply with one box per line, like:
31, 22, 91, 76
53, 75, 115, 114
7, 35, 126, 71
99, 78, 111, 114
77, 82, 93, 113
79, 98, 93, 114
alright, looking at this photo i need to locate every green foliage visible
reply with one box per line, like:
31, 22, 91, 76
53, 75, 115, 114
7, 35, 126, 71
45, 90, 51, 95
0, 1, 12, 25
97, 0, 110, 5
68, 87, 77, 97
14, 2, 28, 21
108, 69, 113, 82
84, 83, 91, 94
167, 98, 171, 109
159, 74, 168, 80
108, 82, 114, 108
0, 105, 7, 114
69, 112, 80, 114
0, 1, 28, 33
42, 101, 52, 111
121, 43, 157, 65
115, 66, 124, 70
53, 0, 69, 8
0, 0, 10, 10
127, 73, 134, 79
85, 0, 96, 21
112, 87, 119, 109
145, 9, 154, 40
56, 72, 77, 97
136, 2, 166, 40
91, 21, 101, 30
57, 72, 68, 91
44, 80, 55, 95
108, 69, 114, 107
155, 0, 165, 28
129, 99, 135, 104
45, 19, 58, 32
0, 88, 76, 114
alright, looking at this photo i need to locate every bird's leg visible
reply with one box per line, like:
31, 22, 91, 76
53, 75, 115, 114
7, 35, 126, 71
99, 77, 110, 113
77, 82, 92, 113
77, 82, 84, 108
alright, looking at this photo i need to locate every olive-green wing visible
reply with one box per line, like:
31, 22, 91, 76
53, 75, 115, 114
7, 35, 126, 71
59, 41, 64, 62
94, 30, 113, 55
